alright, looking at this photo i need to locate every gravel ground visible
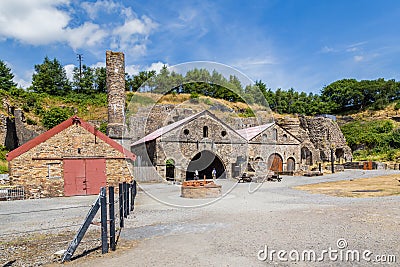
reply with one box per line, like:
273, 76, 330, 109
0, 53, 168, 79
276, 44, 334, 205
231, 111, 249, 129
1, 169, 400, 266
70, 169, 400, 267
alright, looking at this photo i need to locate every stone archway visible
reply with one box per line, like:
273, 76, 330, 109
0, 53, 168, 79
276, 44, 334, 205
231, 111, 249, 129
287, 157, 295, 172
186, 150, 226, 180
267, 153, 283, 172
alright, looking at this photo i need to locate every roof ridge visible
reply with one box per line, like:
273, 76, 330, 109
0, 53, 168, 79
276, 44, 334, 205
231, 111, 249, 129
7, 116, 136, 161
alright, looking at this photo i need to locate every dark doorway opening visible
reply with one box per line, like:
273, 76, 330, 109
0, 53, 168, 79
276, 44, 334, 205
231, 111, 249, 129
186, 150, 225, 180
335, 148, 344, 162
166, 159, 175, 181
301, 147, 313, 165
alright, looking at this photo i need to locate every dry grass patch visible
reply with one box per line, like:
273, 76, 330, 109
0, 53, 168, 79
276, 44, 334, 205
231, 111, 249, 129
295, 174, 400, 197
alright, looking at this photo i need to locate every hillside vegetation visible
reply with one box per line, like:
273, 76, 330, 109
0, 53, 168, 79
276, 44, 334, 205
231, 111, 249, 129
1, 57, 400, 173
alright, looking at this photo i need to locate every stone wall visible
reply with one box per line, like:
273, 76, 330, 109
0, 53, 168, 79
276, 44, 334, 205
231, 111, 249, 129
8, 123, 133, 198
299, 116, 352, 162
0, 105, 42, 150
131, 112, 247, 182
247, 124, 301, 172
106, 51, 126, 139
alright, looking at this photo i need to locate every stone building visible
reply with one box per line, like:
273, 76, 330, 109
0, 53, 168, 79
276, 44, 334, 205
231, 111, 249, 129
130, 108, 352, 182
6, 116, 135, 198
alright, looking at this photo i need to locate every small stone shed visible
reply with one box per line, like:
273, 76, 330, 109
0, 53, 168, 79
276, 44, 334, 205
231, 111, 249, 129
6, 116, 135, 198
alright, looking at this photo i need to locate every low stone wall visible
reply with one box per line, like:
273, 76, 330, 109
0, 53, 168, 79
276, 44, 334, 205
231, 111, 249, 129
181, 183, 222, 198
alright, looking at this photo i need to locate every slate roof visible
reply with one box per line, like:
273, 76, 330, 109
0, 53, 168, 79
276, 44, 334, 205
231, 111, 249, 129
236, 123, 275, 141
131, 110, 247, 146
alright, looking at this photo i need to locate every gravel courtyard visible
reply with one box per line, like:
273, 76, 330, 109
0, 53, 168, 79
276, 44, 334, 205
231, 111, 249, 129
1, 169, 399, 266
70, 169, 400, 266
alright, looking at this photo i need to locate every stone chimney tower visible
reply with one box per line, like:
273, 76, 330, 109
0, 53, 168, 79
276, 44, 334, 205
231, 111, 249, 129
106, 51, 126, 141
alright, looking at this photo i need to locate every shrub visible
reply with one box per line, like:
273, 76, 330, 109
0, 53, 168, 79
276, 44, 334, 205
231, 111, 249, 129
394, 101, 400, 110
42, 107, 73, 129
26, 117, 37, 125
99, 121, 108, 134
0, 145, 8, 161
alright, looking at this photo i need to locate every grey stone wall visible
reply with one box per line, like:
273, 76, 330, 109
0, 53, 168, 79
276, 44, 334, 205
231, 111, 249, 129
106, 51, 126, 139
299, 116, 352, 162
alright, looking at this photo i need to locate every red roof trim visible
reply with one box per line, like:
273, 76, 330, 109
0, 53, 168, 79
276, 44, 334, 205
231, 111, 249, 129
6, 116, 136, 161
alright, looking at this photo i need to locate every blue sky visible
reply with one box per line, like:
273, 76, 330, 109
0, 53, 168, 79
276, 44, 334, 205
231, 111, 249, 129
0, 0, 399, 93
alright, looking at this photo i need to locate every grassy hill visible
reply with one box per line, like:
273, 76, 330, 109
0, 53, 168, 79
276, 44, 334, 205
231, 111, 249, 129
1, 88, 399, 174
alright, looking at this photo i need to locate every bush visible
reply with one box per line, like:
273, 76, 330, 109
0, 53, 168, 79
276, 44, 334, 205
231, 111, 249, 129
394, 101, 400, 110
42, 107, 73, 129
99, 121, 108, 134
0, 145, 8, 161
0, 161, 8, 174
26, 117, 37, 125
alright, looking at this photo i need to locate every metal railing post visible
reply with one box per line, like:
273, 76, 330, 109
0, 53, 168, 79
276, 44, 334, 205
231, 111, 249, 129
100, 187, 108, 254
109, 186, 116, 251
119, 183, 124, 228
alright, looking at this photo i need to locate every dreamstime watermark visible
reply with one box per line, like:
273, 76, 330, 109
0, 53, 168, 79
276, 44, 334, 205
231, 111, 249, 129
257, 238, 397, 264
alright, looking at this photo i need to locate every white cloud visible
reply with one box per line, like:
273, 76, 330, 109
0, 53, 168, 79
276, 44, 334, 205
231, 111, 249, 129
65, 22, 107, 50
64, 64, 76, 81
90, 62, 105, 69
354, 55, 364, 62
0, 1, 157, 53
125, 64, 140, 76
146, 62, 168, 73
81, 0, 121, 20
0, 0, 71, 45
321, 46, 335, 53
111, 16, 158, 55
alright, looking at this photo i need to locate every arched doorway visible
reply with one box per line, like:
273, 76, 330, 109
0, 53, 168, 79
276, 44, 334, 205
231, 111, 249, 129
287, 157, 295, 172
335, 148, 344, 162
301, 147, 313, 165
166, 159, 175, 181
186, 150, 226, 180
267, 153, 283, 172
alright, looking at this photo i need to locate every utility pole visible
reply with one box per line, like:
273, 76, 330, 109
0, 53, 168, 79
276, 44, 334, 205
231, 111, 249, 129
77, 54, 83, 93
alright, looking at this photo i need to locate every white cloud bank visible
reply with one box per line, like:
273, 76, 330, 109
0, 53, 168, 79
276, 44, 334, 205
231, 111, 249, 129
0, 0, 157, 54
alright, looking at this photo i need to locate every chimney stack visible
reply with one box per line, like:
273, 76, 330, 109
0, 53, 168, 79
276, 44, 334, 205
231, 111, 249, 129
106, 51, 126, 140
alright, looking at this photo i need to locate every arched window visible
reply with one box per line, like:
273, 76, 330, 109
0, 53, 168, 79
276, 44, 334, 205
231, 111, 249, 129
203, 126, 208, 137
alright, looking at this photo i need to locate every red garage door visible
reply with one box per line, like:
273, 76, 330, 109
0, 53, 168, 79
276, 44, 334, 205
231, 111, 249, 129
63, 159, 106, 196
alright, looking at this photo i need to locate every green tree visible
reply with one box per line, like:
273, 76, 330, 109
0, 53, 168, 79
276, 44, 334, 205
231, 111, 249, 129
31, 56, 71, 95
94, 67, 107, 93
0, 60, 17, 90
126, 70, 156, 92
42, 107, 73, 129
72, 65, 95, 94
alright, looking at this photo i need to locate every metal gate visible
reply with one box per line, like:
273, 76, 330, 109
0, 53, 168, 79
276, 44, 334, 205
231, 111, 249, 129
63, 159, 106, 196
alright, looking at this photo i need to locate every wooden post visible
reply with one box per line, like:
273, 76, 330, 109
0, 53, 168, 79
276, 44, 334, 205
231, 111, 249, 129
109, 186, 116, 251
119, 183, 124, 228
100, 187, 108, 254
